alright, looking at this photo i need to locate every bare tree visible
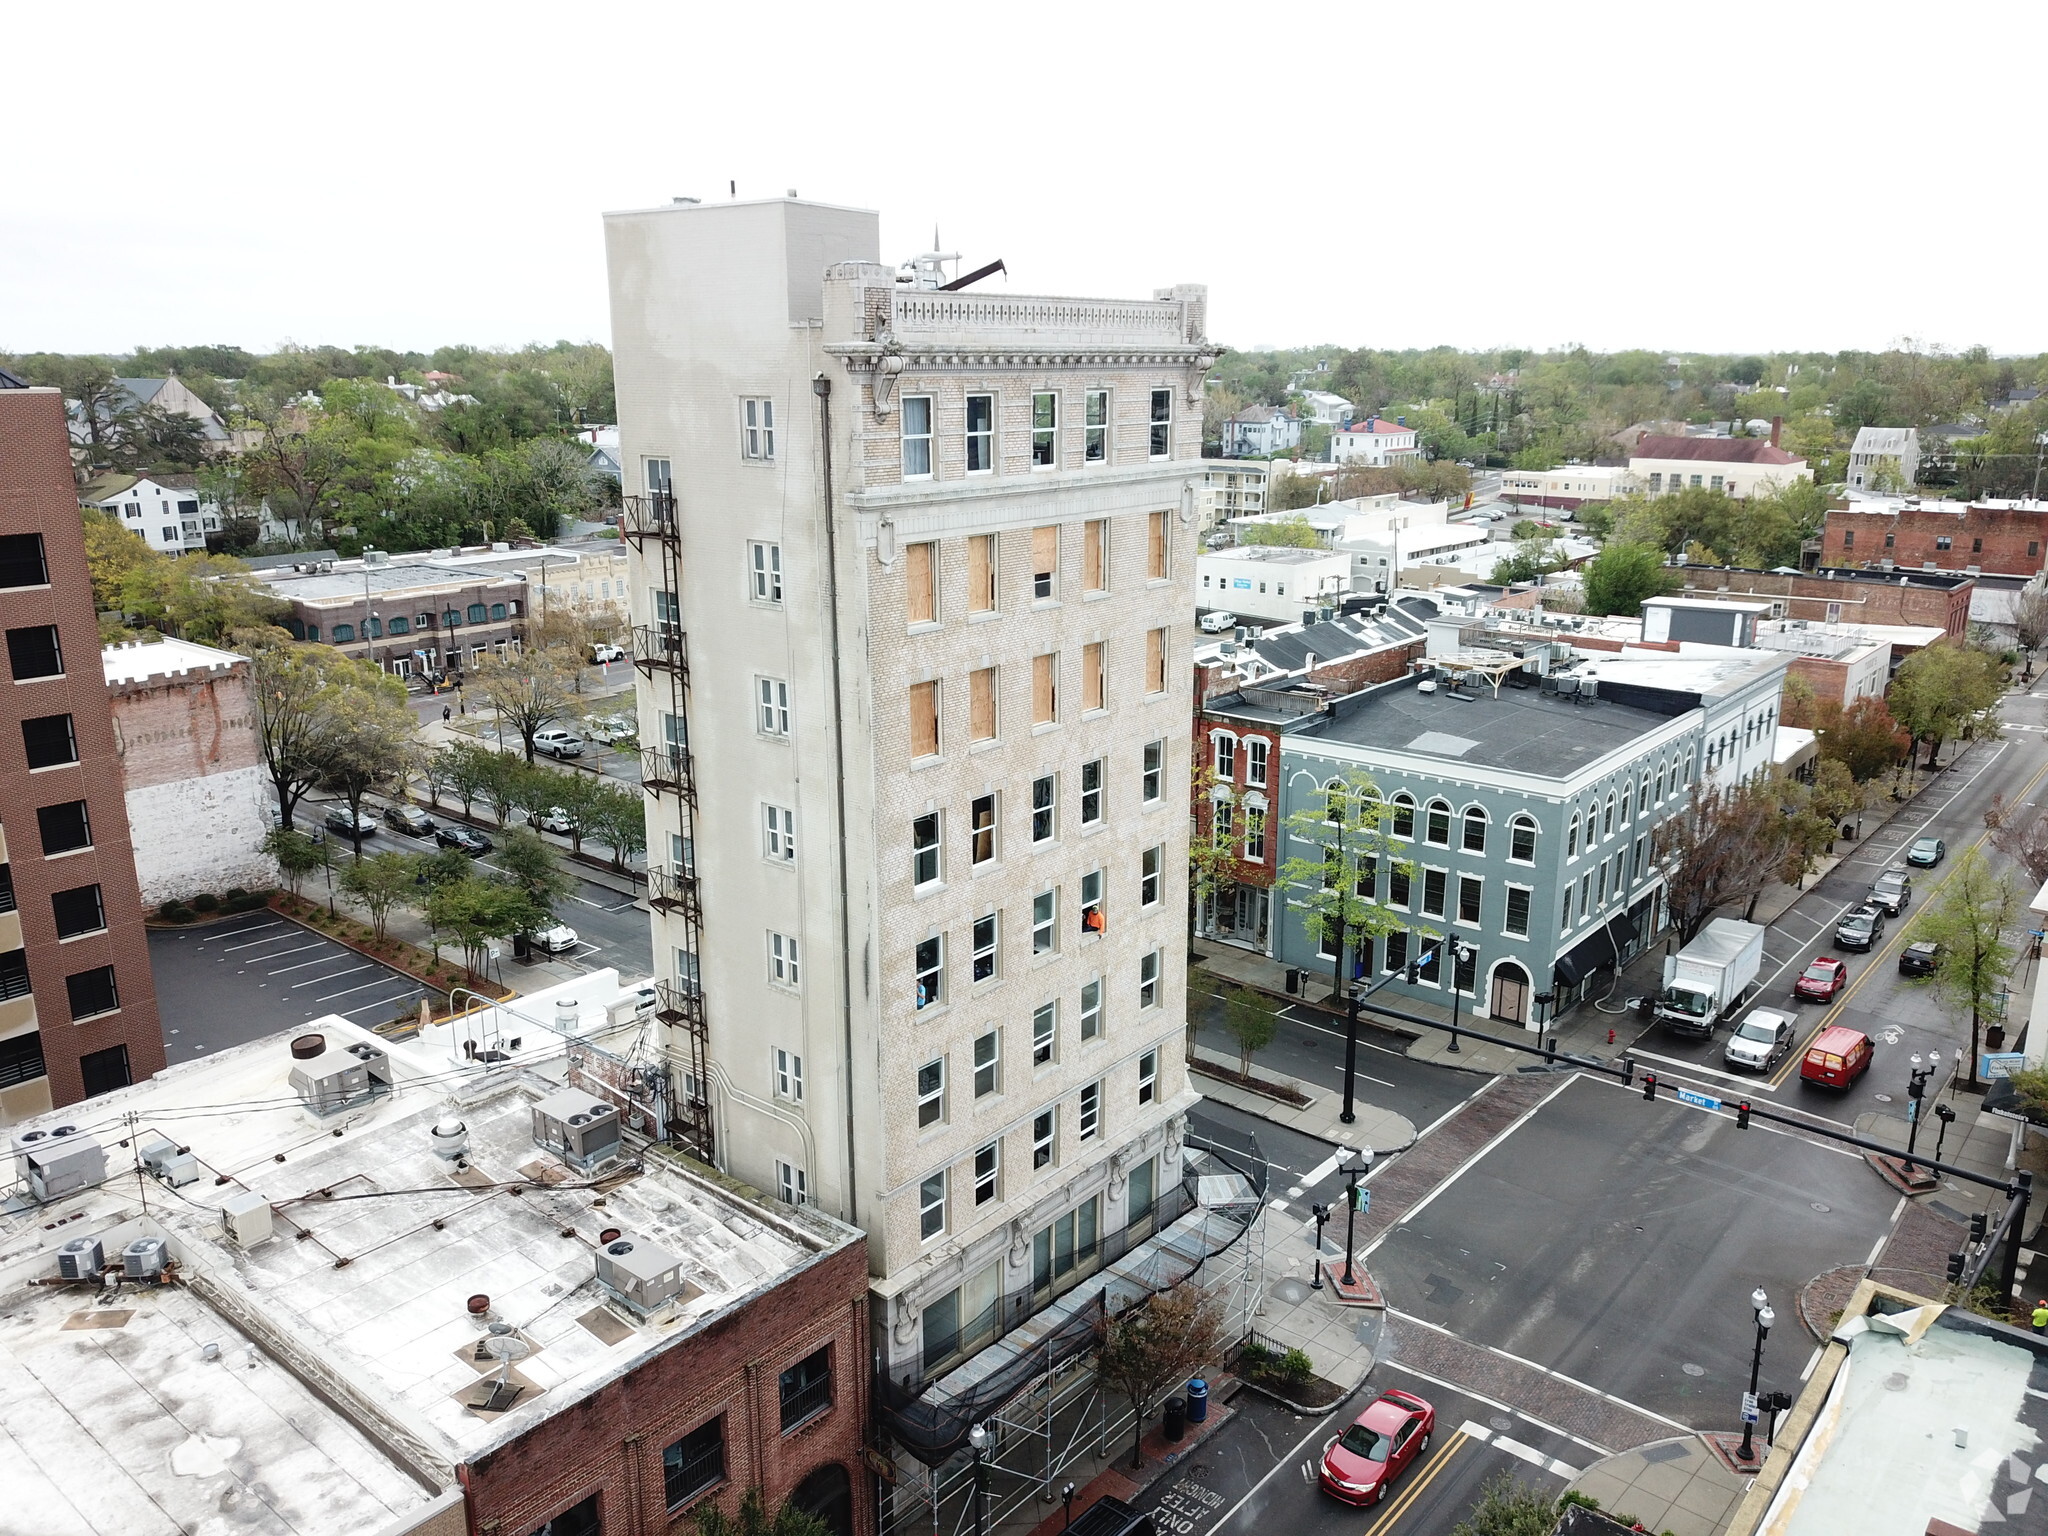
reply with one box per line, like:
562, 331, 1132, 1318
2014, 586, 2048, 676
474, 649, 577, 762
1095, 1283, 1228, 1469
1988, 792, 2048, 889
1653, 779, 1791, 943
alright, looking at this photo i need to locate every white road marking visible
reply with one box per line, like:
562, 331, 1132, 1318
222, 930, 307, 954
1459, 1421, 1582, 1480
202, 922, 283, 946
1394, 1311, 1695, 1432
1209, 1402, 1351, 1534
291, 963, 373, 990
1629, 1049, 1780, 1091
1380, 1361, 1611, 1457
265, 950, 349, 974
314, 975, 411, 1003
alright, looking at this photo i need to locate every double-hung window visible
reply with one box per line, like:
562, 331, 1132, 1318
1084, 390, 1109, 461
1243, 807, 1266, 863
742, 398, 775, 460
1031, 775, 1057, 844
901, 395, 934, 477
750, 541, 783, 603
1079, 977, 1102, 1040
1142, 741, 1163, 804
774, 1047, 804, 1101
1141, 846, 1162, 907
915, 936, 944, 1009
1080, 759, 1105, 826
1079, 1082, 1101, 1141
974, 1030, 1001, 1096
768, 932, 800, 988
757, 677, 790, 737
1214, 734, 1237, 778
974, 1143, 1000, 1206
971, 793, 998, 864
1138, 949, 1160, 1010
1031, 391, 1058, 466
1033, 1002, 1057, 1066
1504, 886, 1531, 937
966, 393, 994, 473
1458, 874, 1483, 925
917, 1058, 946, 1128
1137, 1048, 1158, 1104
1033, 889, 1058, 954
1080, 869, 1104, 935
764, 805, 796, 862
912, 813, 942, 887
1032, 1108, 1057, 1169
1032, 525, 1059, 600
919, 1172, 946, 1238
1148, 389, 1172, 458
972, 912, 999, 983
1245, 738, 1268, 787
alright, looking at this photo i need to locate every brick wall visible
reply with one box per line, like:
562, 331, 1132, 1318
1677, 568, 1970, 637
466, 1240, 871, 1536
1825, 505, 2048, 579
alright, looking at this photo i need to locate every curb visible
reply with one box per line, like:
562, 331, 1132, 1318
1232, 1361, 1369, 1417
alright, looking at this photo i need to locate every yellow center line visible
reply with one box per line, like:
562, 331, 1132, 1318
1361, 1429, 1467, 1535
1761, 748, 2048, 1089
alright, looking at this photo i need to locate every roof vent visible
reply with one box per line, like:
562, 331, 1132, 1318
430, 1119, 470, 1161
12, 1126, 106, 1202
531, 1087, 622, 1171
595, 1232, 697, 1316
289, 1038, 393, 1118
1416, 679, 1438, 694
554, 998, 580, 1034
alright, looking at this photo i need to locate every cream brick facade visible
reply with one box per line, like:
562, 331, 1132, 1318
605, 199, 1208, 1385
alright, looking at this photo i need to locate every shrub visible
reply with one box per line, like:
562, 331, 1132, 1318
160, 902, 194, 924
190, 893, 221, 913
157, 899, 183, 919
224, 887, 248, 902
1238, 1341, 1274, 1372
1277, 1349, 1314, 1386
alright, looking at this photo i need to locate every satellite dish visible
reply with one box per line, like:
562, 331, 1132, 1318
483, 1335, 530, 1363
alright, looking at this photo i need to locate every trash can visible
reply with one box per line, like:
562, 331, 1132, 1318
1285, 969, 1301, 995
1163, 1396, 1186, 1443
1185, 1378, 1209, 1424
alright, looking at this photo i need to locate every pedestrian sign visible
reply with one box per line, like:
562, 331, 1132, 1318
1676, 1087, 1722, 1111
1740, 1392, 1759, 1424
1354, 1186, 1371, 1214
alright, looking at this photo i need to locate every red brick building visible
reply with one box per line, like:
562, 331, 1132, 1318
1823, 498, 2048, 579
0, 380, 166, 1120
1673, 565, 1971, 639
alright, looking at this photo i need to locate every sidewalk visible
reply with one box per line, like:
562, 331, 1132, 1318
1567, 1435, 1752, 1536
1188, 1044, 1416, 1152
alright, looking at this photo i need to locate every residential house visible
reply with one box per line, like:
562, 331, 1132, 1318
79, 471, 221, 554
1330, 416, 1422, 468
1628, 431, 1811, 498
67, 374, 229, 455
1845, 426, 1920, 491
1220, 403, 1304, 457
1295, 388, 1354, 425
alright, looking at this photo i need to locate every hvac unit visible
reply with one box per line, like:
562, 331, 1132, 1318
221, 1192, 274, 1247
123, 1236, 168, 1280
594, 1234, 696, 1316
288, 1035, 393, 1118
56, 1235, 105, 1280
138, 1135, 201, 1187
13, 1125, 107, 1202
531, 1087, 623, 1171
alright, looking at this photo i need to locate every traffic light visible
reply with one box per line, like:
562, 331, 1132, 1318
1642, 1072, 1658, 1101
1970, 1212, 1989, 1244
1736, 1101, 1752, 1129
1618, 1056, 1636, 1088
1946, 1252, 1967, 1284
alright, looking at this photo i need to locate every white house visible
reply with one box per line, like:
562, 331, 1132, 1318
1220, 404, 1304, 457
1846, 426, 1920, 491
1330, 415, 1423, 467
79, 473, 221, 554
1197, 544, 1354, 622
68, 375, 229, 452
1296, 389, 1354, 425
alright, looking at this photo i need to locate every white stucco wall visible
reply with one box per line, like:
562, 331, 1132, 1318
126, 765, 276, 904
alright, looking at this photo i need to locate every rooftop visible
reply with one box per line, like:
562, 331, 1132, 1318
1337, 417, 1413, 435
100, 636, 246, 686
1199, 544, 1345, 566
1572, 642, 1789, 702
1632, 435, 1804, 466
1849, 425, 1918, 452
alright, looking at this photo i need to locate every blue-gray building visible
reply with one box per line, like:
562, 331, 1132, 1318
1269, 670, 1706, 1027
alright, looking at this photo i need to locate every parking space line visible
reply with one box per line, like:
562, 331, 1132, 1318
267, 952, 351, 975
292, 963, 373, 990
202, 921, 283, 946
223, 930, 308, 953
340, 990, 424, 1018
314, 975, 411, 1003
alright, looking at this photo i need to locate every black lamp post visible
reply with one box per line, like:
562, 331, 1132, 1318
1062, 1482, 1077, 1530
1340, 941, 1362, 1124
1933, 1101, 1958, 1166
968, 1422, 990, 1536
1738, 1286, 1774, 1463
1340, 1147, 1373, 1286
1310, 1202, 1331, 1289
1446, 936, 1474, 1054
1904, 1051, 1942, 1172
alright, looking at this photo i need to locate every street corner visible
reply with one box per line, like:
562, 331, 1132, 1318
1564, 1435, 1751, 1536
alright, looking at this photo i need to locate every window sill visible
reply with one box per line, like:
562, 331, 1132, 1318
666, 1478, 729, 1519
1030, 722, 1060, 736
43, 847, 94, 861
56, 929, 108, 944
779, 1405, 833, 1438
967, 609, 1002, 624
27, 762, 79, 774
907, 620, 942, 636
12, 674, 65, 684
910, 755, 946, 770
968, 737, 1003, 754
1082, 589, 1112, 602
70, 1007, 121, 1025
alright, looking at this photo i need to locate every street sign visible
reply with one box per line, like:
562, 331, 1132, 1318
1983, 1052, 2027, 1080
1741, 1392, 1759, 1424
1354, 1187, 1371, 1214
1676, 1087, 1722, 1111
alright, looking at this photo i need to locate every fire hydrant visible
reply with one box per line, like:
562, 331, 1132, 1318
1607, 1028, 1616, 1046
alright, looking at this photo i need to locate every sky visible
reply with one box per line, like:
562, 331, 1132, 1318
7, 0, 2047, 361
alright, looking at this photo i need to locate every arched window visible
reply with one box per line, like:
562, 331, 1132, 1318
1509, 815, 1536, 862
1567, 814, 1580, 858
1245, 737, 1269, 787
1325, 778, 1346, 825
364, 617, 382, 638
387, 615, 409, 635
1462, 806, 1487, 853
1390, 793, 1416, 840
1655, 766, 1665, 802
331, 623, 355, 644
489, 603, 507, 621
1603, 795, 1616, 836
444, 608, 463, 629
1425, 799, 1451, 846
1639, 773, 1651, 815
467, 603, 488, 624
1213, 733, 1237, 779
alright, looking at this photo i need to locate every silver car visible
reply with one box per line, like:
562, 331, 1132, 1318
1724, 1007, 1797, 1072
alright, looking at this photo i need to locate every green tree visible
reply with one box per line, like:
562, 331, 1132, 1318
1094, 1283, 1227, 1469
587, 780, 647, 871
1887, 643, 2005, 769
263, 826, 327, 897
1188, 762, 1241, 941
1489, 538, 1563, 585
492, 825, 575, 924
311, 665, 419, 859
338, 850, 417, 939
80, 507, 166, 615
251, 642, 340, 826
108, 404, 213, 472
1277, 769, 1417, 1006
1238, 513, 1323, 549
1909, 845, 2022, 1080
1220, 985, 1279, 1080
437, 739, 500, 820
1811, 695, 1909, 782
690, 1487, 830, 1536
425, 876, 531, 979
1580, 542, 1679, 616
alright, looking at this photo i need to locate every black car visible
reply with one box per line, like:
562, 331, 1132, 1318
1834, 904, 1885, 952
383, 803, 437, 836
1899, 940, 1943, 977
436, 824, 493, 857
323, 806, 377, 840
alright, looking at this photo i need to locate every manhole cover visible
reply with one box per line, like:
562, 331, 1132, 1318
1681, 1363, 1706, 1377
1884, 1373, 1910, 1392
1271, 1278, 1312, 1304
1874, 1093, 1894, 1103
1489, 1415, 1512, 1432
1811, 1202, 1832, 1213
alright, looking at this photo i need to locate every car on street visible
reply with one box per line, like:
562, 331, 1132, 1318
581, 714, 635, 745
1834, 904, 1886, 951
323, 806, 377, 840
1725, 1007, 1797, 1071
1908, 836, 1946, 867
589, 642, 626, 664
1899, 940, 1944, 977
529, 806, 574, 835
383, 803, 437, 836
1801, 1024, 1874, 1088
1319, 1389, 1435, 1506
1870, 867, 1912, 916
1197, 611, 1238, 634
436, 824, 493, 857
1794, 956, 1849, 1003
532, 727, 584, 759
531, 923, 580, 955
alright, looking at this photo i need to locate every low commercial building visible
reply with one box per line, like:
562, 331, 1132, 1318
1499, 464, 1634, 510
1674, 563, 1972, 639
1823, 495, 2048, 578
101, 638, 272, 905
0, 979, 871, 1536
1629, 433, 1810, 498
256, 554, 530, 677
1196, 544, 1353, 622
1749, 621, 1893, 709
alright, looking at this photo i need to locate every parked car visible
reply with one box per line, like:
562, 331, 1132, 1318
1198, 611, 1238, 634
1870, 867, 1912, 916
529, 806, 574, 835
1907, 836, 1946, 867
1834, 904, 1886, 952
1801, 1025, 1874, 1088
531, 923, 580, 955
532, 727, 584, 759
383, 803, 437, 836
582, 714, 635, 745
1724, 1007, 1797, 1072
589, 642, 626, 664
1794, 956, 1848, 1003
1319, 1389, 1436, 1505
436, 824, 493, 856
1899, 940, 1944, 977
323, 806, 377, 840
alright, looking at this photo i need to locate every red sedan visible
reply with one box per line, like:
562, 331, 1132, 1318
1794, 957, 1848, 1003
1319, 1389, 1436, 1505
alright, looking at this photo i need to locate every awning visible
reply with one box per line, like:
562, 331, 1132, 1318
1554, 925, 1618, 986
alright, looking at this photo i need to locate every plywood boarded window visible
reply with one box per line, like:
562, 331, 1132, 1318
1032, 653, 1058, 725
1083, 520, 1107, 592
969, 667, 996, 741
1145, 628, 1166, 694
1082, 643, 1105, 712
968, 535, 996, 614
910, 681, 940, 758
906, 542, 936, 625
1032, 525, 1058, 600
1147, 511, 1167, 580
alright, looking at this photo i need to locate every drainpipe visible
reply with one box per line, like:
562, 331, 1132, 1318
814, 373, 860, 1226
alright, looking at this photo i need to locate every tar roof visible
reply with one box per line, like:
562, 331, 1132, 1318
1304, 676, 1682, 777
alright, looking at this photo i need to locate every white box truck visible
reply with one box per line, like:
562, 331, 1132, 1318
1655, 918, 1766, 1036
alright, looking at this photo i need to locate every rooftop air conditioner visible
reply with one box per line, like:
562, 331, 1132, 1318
221, 1192, 273, 1247
13, 1125, 106, 1202
57, 1235, 104, 1280
594, 1233, 696, 1316
288, 1037, 393, 1119
123, 1236, 168, 1280
531, 1087, 623, 1171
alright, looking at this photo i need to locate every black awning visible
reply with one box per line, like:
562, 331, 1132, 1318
1553, 925, 1619, 987
1610, 910, 1641, 950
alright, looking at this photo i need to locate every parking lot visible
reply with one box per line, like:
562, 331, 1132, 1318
149, 912, 433, 1064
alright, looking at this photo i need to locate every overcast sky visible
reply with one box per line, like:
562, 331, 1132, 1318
8, 1, 2045, 361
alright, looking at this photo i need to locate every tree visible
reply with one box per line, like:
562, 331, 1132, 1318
1277, 769, 1419, 1005
1238, 514, 1322, 549
425, 876, 532, 980
493, 825, 575, 924
1580, 541, 1679, 617
121, 552, 288, 644
1188, 762, 1241, 941
1490, 538, 1564, 585
476, 749, 528, 827
474, 649, 577, 762
437, 739, 500, 820
1447, 1474, 1562, 1536
1778, 672, 1818, 730
312, 666, 419, 859
1653, 779, 1791, 941
1910, 845, 2022, 1082
1812, 694, 1910, 782
1094, 1283, 1227, 1469
1887, 642, 2005, 769
2013, 586, 2048, 671
263, 826, 327, 897
108, 404, 213, 473
690, 1487, 830, 1536
339, 851, 417, 939
252, 642, 339, 827
1220, 985, 1278, 1079
587, 780, 648, 871
1988, 793, 2048, 890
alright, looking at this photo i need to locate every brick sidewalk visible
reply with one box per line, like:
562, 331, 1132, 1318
1868, 1195, 1968, 1304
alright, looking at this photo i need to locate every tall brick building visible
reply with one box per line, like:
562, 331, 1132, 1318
0, 381, 166, 1120
1823, 497, 2048, 579
604, 200, 1206, 1398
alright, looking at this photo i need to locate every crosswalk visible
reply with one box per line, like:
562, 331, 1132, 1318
1458, 1419, 1582, 1480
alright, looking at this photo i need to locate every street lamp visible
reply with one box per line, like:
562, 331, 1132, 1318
1340, 1146, 1374, 1286
1933, 1101, 1958, 1165
1738, 1286, 1774, 1463
1446, 936, 1475, 1055
1904, 1051, 1943, 1171
967, 1422, 990, 1536
1310, 1202, 1331, 1289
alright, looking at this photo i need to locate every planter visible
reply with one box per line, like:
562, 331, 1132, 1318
266, 892, 511, 1003
1190, 1058, 1314, 1108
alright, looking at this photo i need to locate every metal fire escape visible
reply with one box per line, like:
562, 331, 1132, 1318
621, 490, 714, 1163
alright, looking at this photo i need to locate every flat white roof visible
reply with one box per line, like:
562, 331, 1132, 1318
99, 636, 245, 685
1198, 545, 1346, 566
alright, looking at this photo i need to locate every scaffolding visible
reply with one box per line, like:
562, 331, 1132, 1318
619, 491, 714, 1163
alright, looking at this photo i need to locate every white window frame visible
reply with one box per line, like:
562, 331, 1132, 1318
971, 793, 999, 866
973, 1142, 1000, 1206
749, 541, 783, 603
1139, 949, 1161, 1010
901, 394, 934, 479
774, 1046, 804, 1101
915, 935, 945, 1010
1080, 758, 1105, 827
1080, 977, 1102, 1041
1148, 388, 1172, 459
1243, 806, 1266, 864
1031, 774, 1057, 845
1031, 390, 1058, 468
1032, 888, 1058, 954
971, 911, 999, 984
1084, 389, 1109, 463
1142, 741, 1163, 805
776, 1159, 808, 1206
741, 397, 775, 460
1245, 737, 1269, 788
1508, 815, 1537, 863
1078, 1081, 1101, 1141
1503, 883, 1532, 939
1032, 1108, 1057, 1170
919, 1170, 946, 1239
917, 1057, 946, 1129
1458, 873, 1484, 927
973, 1028, 1001, 1097
1032, 1001, 1057, 1066
757, 677, 790, 737
1140, 845, 1162, 907
1138, 1048, 1158, 1105
966, 392, 995, 474
912, 812, 942, 888
1212, 732, 1237, 779
768, 931, 801, 988
764, 804, 796, 863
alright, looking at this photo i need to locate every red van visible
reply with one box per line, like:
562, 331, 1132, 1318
1801, 1026, 1873, 1088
